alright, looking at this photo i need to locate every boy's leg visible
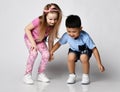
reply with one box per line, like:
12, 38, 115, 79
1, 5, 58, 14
67, 52, 76, 84
67, 53, 76, 74
80, 54, 90, 85
80, 54, 90, 74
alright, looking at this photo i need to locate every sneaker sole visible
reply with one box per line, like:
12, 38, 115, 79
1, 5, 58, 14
67, 81, 76, 84
23, 81, 34, 85
37, 79, 50, 83
81, 82, 90, 85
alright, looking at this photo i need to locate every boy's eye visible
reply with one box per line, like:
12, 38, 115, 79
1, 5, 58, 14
68, 31, 70, 33
73, 31, 76, 33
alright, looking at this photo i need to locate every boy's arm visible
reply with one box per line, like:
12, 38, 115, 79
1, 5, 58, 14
92, 47, 105, 72
49, 42, 61, 61
51, 42, 61, 54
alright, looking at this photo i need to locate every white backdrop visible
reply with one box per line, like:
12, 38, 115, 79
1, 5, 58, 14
0, 0, 120, 91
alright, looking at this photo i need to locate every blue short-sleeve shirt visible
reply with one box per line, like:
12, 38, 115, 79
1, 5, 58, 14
59, 30, 96, 52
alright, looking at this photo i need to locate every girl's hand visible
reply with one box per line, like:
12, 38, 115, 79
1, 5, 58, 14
49, 51, 54, 62
30, 43, 37, 51
49, 55, 54, 62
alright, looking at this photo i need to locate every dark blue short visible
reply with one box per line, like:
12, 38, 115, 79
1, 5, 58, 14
68, 48, 92, 62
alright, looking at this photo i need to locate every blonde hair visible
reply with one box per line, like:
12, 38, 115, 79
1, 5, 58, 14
38, 3, 62, 41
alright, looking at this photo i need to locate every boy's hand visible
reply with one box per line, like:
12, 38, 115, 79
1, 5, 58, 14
98, 64, 105, 72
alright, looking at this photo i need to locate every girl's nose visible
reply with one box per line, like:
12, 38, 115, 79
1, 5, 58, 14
51, 20, 55, 24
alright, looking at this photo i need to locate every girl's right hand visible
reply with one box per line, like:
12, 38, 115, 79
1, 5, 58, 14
30, 43, 37, 51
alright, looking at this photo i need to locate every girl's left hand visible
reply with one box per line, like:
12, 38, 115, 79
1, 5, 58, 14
49, 56, 54, 62
49, 52, 54, 61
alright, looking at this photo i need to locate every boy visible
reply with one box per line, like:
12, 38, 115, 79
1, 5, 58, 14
50, 15, 105, 85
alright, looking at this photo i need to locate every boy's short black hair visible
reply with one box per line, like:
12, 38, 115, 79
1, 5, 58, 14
65, 15, 81, 28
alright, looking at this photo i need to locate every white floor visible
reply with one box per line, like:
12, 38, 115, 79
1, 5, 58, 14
1, 58, 120, 92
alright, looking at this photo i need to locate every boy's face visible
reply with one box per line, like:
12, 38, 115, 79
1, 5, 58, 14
66, 27, 82, 39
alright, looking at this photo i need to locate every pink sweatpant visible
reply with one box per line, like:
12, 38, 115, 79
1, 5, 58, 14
24, 39, 49, 74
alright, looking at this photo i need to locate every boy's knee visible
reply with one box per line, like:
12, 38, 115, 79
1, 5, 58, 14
68, 58, 76, 62
80, 54, 89, 59
81, 60, 89, 64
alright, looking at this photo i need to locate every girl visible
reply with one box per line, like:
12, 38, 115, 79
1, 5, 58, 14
23, 3, 62, 84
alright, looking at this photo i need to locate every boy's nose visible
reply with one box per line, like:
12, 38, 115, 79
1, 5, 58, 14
69, 34, 74, 37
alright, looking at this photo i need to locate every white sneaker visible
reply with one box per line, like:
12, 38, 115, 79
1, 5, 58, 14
67, 74, 76, 84
81, 74, 90, 85
23, 74, 34, 84
37, 73, 50, 83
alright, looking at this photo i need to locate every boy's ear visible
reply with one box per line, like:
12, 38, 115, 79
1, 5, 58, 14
80, 26, 83, 30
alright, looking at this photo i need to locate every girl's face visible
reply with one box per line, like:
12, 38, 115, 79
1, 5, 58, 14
66, 27, 82, 39
46, 12, 58, 26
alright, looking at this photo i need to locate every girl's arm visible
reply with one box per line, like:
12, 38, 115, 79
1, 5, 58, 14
92, 47, 105, 72
49, 42, 61, 61
24, 23, 37, 50
48, 36, 54, 51
51, 42, 61, 53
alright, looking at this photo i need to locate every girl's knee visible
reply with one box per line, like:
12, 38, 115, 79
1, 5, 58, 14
42, 51, 50, 59
30, 50, 38, 57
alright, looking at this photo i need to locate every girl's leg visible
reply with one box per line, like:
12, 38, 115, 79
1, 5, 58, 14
24, 39, 38, 75
23, 39, 38, 84
37, 42, 50, 74
37, 42, 50, 82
